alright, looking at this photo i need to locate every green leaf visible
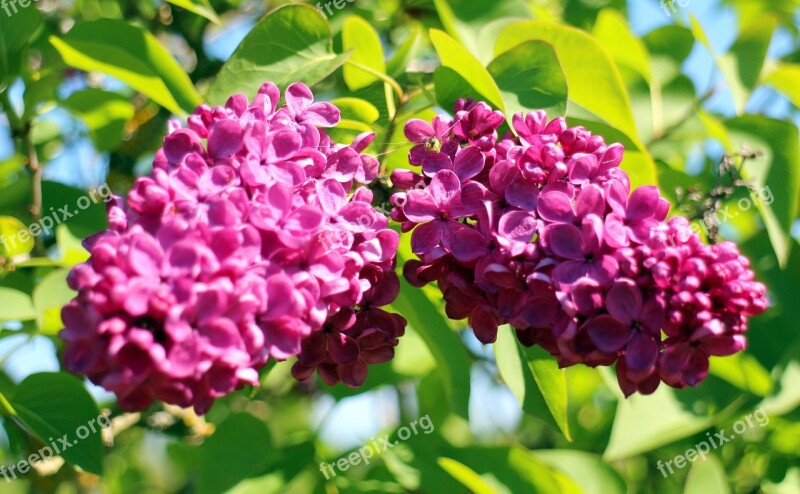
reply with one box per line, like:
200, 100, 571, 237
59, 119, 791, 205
685, 456, 731, 494
486, 40, 568, 117
50, 19, 201, 115
207, 5, 349, 105
41, 181, 109, 234
8, 372, 104, 475
0, 288, 36, 321
437, 458, 498, 494
593, 9, 651, 83
524, 345, 570, 440
331, 97, 379, 124
433, 66, 485, 114
342, 16, 386, 90
440, 446, 581, 494
764, 62, 800, 108
709, 353, 773, 397
0, 216, 34, 258
62, 89, 135, 152
534, 450, 628, 494
386, 24, 421, 77
32, 268, 74, 334
760, 361, 800, 417
496, 21, 639, 143
604, 378, 714, 460
690, 15, 775, 114
390, 253, 471, 420
432, 0, 531, 57
495, 328, 570, 439
643, 25, 695, 85
618, 150, 660, 191
0, 3, 41, 85
55, 224, 90, 266
725, 116, 800, 267
166, 0, 220, 24
430, 29, 504, 111
327, 97, 380, 139
727, 18, 776, 97
197, 413, 273, 494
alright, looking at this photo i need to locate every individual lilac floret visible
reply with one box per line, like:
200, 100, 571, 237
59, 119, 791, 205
61, 83, 406, 413
391, 101, 768, 397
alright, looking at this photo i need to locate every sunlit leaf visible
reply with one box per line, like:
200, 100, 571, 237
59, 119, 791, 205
50, 19, 201, 115
0, 216, 34, 258
342, 16, 386, 90
709, 353, 773, 397
764, 62, 800, 108
437, 458, 498, 494
685, 455, 731, 494
604, 377, 714, 460
534, 450, 628, 494
166, 0, 220, 24
487, 40, 568, 117
207, 5, 349, 104
495, 328, 571, 439
387, 24, 422, 77
430, 29, 504, 111
496, 21, 639, 143
593, 9, 651, 83
0, 288, 36, 321
441, 446, 581, 494
32, 268, 75, 334
432, 0, 531, 58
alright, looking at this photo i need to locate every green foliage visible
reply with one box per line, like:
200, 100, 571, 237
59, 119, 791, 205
207, 4, 350, 104
5, 373, 104, 475
487, 40, 568, 117
390, 258, 472, 420
50, 19, 202, 115
166, 0, 220, 24
342, 16, 386, 91
196, 413, 274, 494
61, 89, 135, 152
0, 288, 36, 322
495, 328, 571, 439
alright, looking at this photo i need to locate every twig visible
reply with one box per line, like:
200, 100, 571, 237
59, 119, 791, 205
1, 90, 44, 254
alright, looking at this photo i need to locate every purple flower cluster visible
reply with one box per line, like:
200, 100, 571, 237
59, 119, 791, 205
61, 83, 405, 413
391, 100, 767, 396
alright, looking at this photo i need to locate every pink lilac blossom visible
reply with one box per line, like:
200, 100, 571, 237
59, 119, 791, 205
391, 100, 767, 396
61, 83, 405, 413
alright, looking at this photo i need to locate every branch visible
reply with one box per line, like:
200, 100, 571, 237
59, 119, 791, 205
1, 90, 44, 254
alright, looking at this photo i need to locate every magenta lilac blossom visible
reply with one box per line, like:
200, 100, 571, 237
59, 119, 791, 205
61, 83, 405, 413
391, 100, 767, 396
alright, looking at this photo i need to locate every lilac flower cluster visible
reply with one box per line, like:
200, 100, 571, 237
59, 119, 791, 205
61, 83, 405, 413
391, 100, 767, 396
